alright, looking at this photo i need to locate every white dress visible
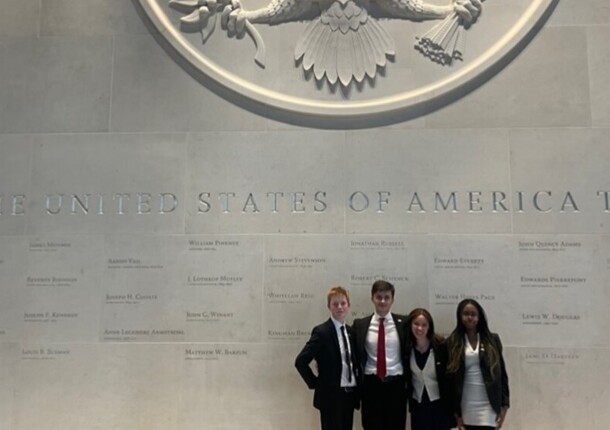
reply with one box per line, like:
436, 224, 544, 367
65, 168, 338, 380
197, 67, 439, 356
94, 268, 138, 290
461, 335, 496, 427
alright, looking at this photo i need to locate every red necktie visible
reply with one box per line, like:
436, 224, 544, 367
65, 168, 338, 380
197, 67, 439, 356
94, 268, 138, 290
377, 317, 386, 379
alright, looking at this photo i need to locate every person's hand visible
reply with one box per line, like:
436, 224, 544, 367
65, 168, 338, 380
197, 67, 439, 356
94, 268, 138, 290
453, 0, 482, 24
456, 415, 465, 430
496, 406, 508, 429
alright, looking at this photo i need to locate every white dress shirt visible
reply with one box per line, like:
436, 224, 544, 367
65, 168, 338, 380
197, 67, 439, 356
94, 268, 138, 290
364, 313, 403, 376
331, 317, 357, 387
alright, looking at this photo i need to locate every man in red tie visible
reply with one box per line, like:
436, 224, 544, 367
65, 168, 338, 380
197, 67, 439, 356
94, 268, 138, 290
295, 287, 360, 430
353, 280, 407, 430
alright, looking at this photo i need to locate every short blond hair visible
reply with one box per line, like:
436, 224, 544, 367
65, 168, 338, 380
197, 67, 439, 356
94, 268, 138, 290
327, 286, 350, 307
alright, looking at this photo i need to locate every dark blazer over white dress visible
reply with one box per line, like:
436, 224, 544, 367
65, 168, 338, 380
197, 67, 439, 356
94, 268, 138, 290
451, 333, 510, 417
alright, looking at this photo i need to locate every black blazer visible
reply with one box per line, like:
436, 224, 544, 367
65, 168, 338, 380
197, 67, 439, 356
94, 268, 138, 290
295, 319, 360, 410
404, 341, 454, 416
352, 313, 407, 378
451, 333, 510, 416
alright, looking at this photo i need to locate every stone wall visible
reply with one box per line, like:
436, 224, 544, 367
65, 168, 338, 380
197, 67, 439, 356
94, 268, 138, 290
1, 0, 609, 428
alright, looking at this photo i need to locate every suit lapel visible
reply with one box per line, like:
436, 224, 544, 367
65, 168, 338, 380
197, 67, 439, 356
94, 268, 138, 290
361, 315, 373, 348
478, 337, 489, 373
324, 318, 340, 353
357, 315, 373, 362
392, 313, 405, 352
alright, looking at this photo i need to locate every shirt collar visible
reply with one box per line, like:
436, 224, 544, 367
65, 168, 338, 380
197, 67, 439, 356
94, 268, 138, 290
330, 316, 345, 330
374, 312, 391, 322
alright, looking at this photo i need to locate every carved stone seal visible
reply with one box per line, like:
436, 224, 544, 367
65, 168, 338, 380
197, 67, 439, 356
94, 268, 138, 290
137, 0, 556, 120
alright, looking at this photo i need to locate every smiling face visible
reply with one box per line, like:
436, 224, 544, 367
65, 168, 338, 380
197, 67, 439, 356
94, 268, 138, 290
328, 294, 350, 323
411, 314, 430, 343
461, 303, 479, 333
372, 291, 394, 317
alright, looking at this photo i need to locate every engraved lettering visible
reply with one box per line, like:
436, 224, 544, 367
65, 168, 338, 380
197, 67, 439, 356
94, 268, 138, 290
597, 190, 610, 212
46, 348, 70, 355
522, 313, 541, 320
377, 191, 390, 213
0, 194, 25, 216
553, 313, 580, 321
45, 194, 63, 215
269, 257, 293, 263
533, 191, 552, 213
150, 329, 185, 335
135, 294, 158, 300
267, 192, 284, 213
51, 312, 78, 318
159, 193, 178, 214
12, 194, 26, 215
291, 192, 305, 213
407, 192, 425, 213
349, 191, 369, 212
113, 193, 130, 214
96, 193, 105, 215
351, 240, 379, 247
137, 193, 152, 214
492, 191, 508, 212
242, 193, 260, 213
215, 240, 239, 246
224, 349, 247, 355
267, 292, 299, 299
516, 191, 524, 212
314, 191, 327, 212
434, 192, 457, 213
71, 194, 90, 214
468, 191, 482, 212
185, 349, 214, 356
219, 192, 236, 213
434, 293, 459, 300
198, 192, 211, 213
560, 191, 579, 212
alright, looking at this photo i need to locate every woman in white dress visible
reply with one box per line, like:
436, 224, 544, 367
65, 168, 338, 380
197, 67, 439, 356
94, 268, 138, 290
446, 299, 509, 430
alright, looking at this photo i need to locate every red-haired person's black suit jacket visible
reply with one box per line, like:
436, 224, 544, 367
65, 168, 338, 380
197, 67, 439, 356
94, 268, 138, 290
295, 319, 360, 410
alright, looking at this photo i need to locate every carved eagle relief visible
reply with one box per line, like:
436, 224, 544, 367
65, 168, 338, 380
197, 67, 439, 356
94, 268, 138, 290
294, 0, 395, 86
170, 0, 482, 86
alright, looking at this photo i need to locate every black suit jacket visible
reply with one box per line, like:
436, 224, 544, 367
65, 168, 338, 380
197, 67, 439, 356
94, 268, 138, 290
451, 333, 510, 416
295, 319, 359, 410
352, 313, 407, 378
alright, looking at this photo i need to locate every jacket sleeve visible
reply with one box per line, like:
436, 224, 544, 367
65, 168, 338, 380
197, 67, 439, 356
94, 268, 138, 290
495, 334, 510, 409
447, 341, 465, 417
295, 326, 323, 389
351, 318, 365, 372
435, 342, 454, 411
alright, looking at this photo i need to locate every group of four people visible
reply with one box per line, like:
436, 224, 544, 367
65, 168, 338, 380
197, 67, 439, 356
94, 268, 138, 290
295, 280, 509, 430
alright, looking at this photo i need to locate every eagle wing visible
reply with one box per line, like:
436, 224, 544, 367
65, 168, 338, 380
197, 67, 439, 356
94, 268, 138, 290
294, 0, 395, 86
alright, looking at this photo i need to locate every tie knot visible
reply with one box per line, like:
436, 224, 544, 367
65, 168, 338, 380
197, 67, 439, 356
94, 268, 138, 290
379, 317, 385, 323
